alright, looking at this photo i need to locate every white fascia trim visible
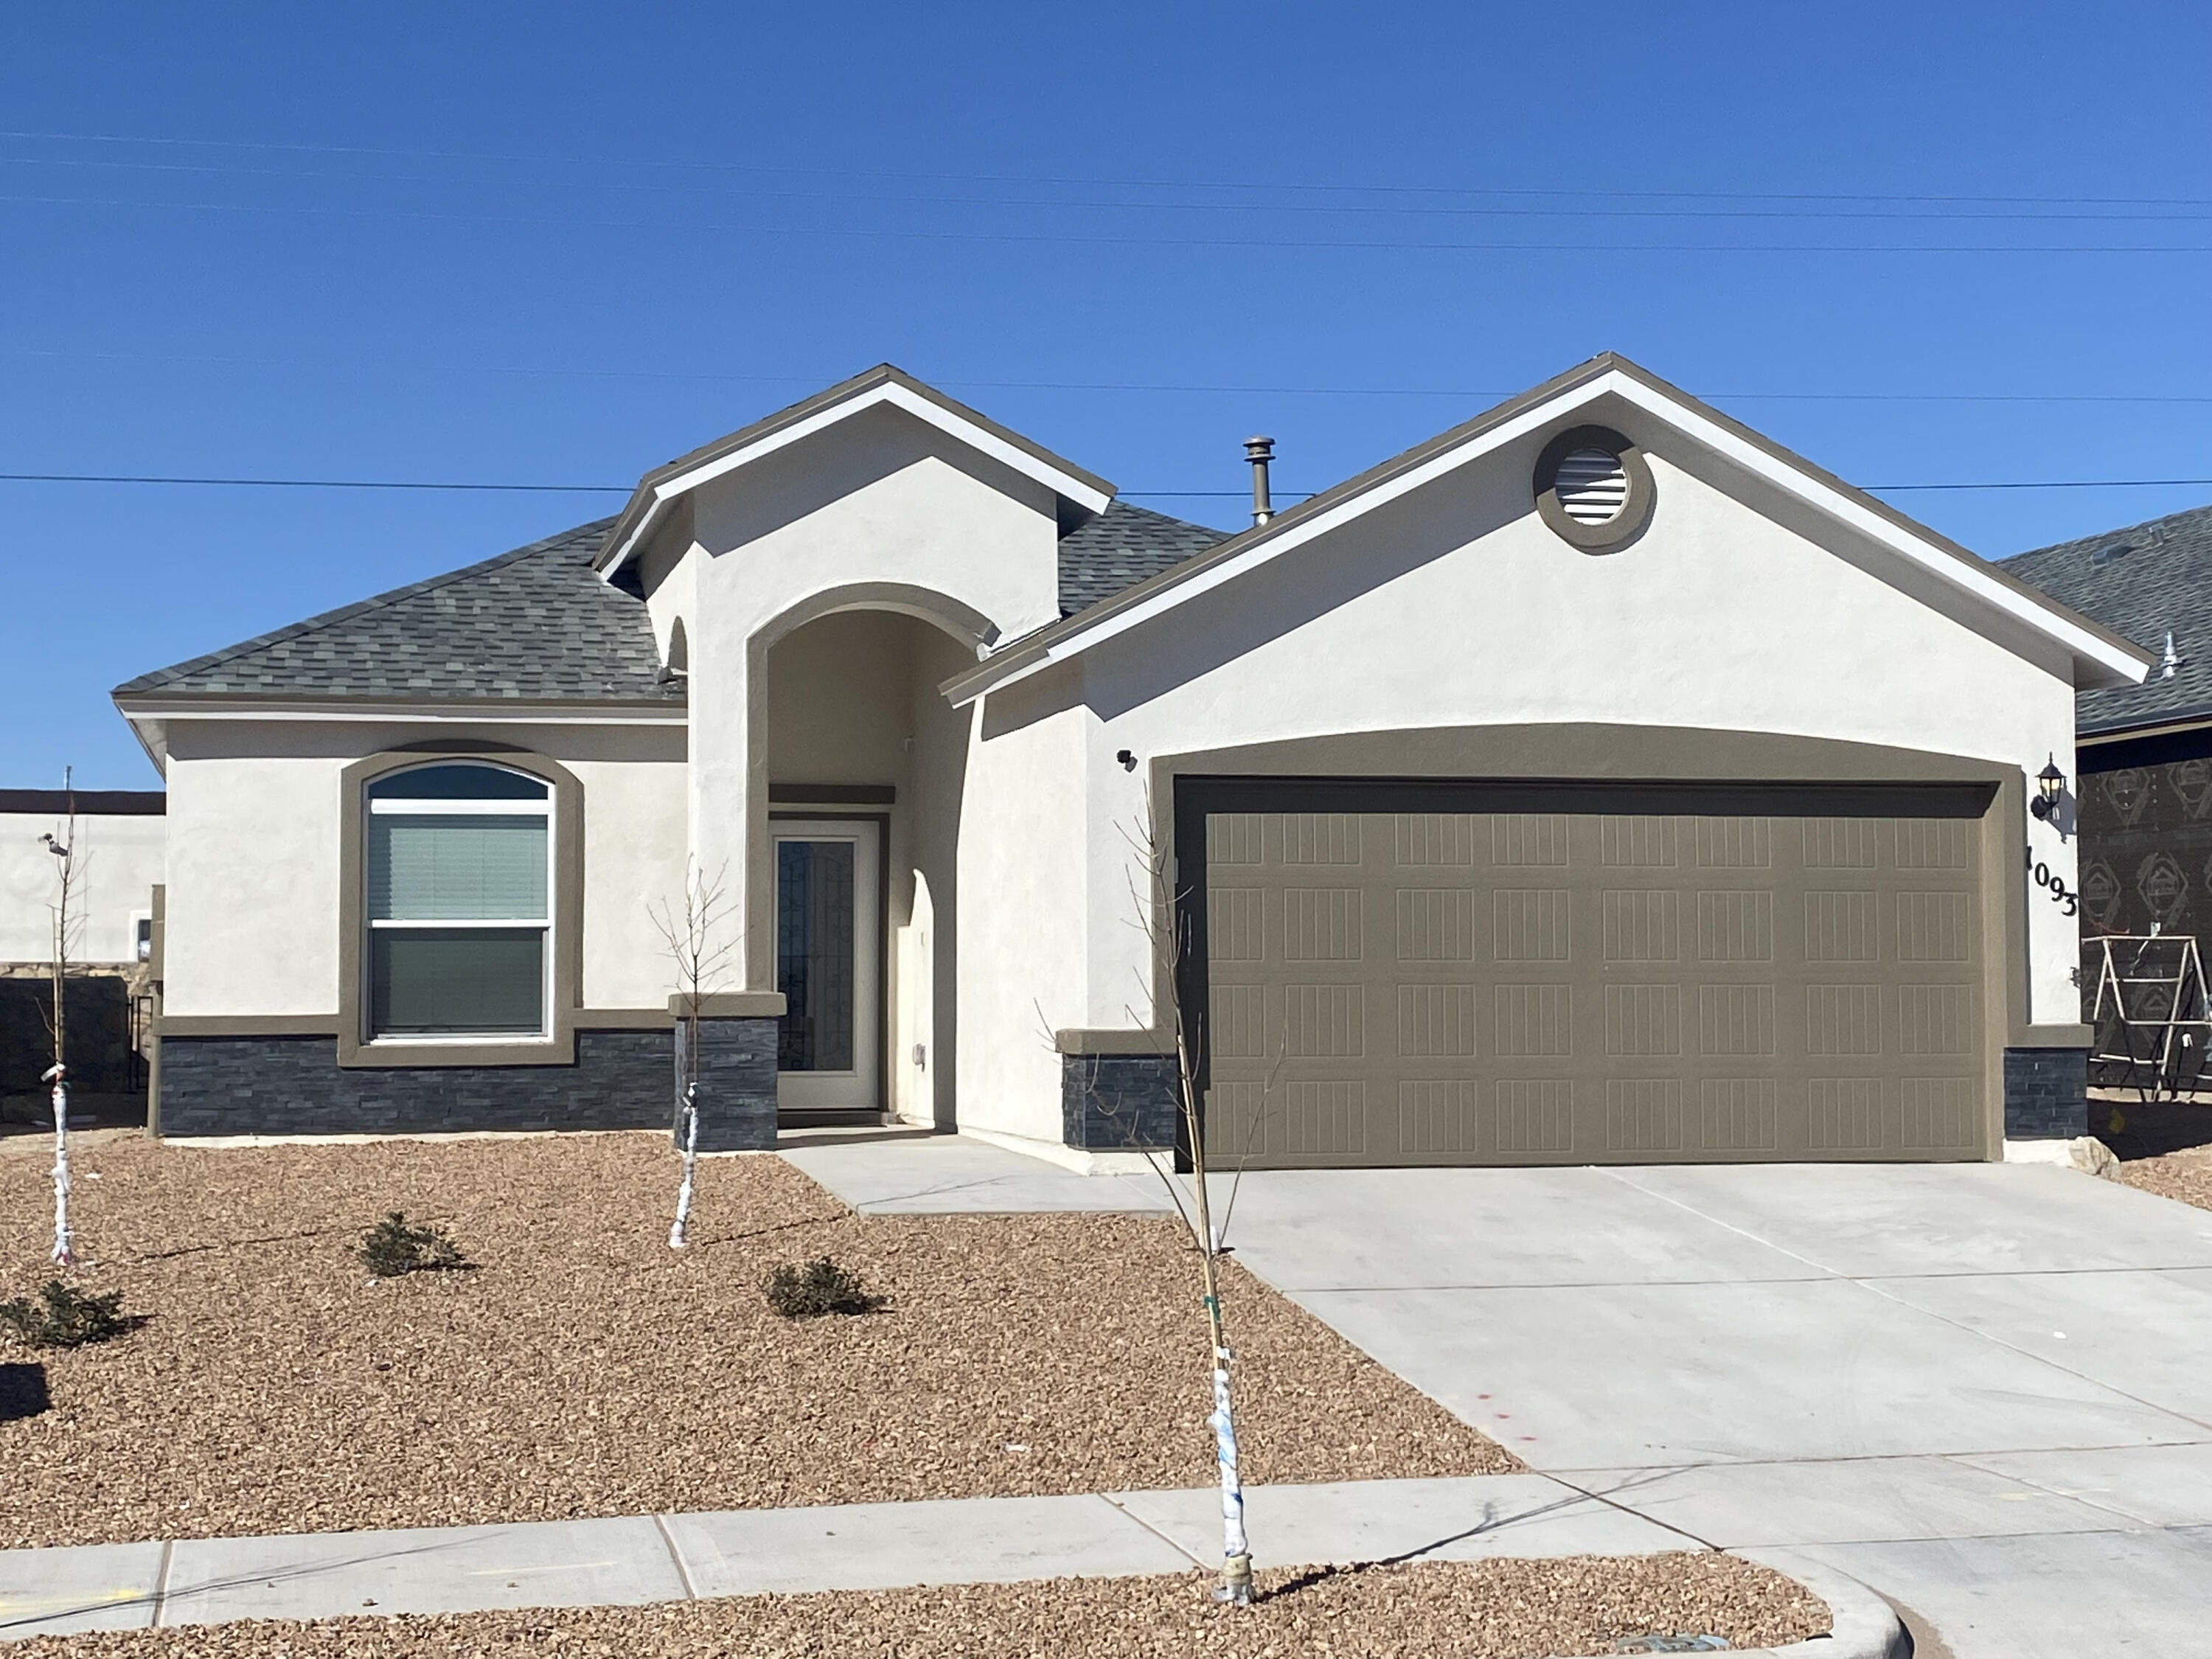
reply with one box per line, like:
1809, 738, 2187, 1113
599, 380, 1115, 580
114, 700, 688, 726
953, 366, 2149, 706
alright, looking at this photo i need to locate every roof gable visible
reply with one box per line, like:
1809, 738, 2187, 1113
596, 365, 1116, 582
2003, 501, 2212, 737
114, 519, 680, 705
946, 353, 2154, 706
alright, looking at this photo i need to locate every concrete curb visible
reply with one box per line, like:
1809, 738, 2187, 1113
1718, 1548, 1912, 1659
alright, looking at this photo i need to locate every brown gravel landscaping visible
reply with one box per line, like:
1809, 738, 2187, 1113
2099, 1093, 2212, 1214
0, 1133, 1514, 1548
2115, 1144, 2212, 1214
7, 1554, 1831, 1658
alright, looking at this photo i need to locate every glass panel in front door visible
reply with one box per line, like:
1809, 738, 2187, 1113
776, 840, 856, 1071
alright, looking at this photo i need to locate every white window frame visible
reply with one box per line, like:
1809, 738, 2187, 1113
364, 771, 554, 1046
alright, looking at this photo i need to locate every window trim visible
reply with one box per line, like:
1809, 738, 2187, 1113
337, 750, 584, 1068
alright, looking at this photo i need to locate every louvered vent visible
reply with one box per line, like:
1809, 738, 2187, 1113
1554, 447, 1630, 524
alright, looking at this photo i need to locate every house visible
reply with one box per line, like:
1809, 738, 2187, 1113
2004, 504, 2212, 1085
114, 355, 2149, 1164
1, 787, 165, 1105
2004, 504, 2212, 946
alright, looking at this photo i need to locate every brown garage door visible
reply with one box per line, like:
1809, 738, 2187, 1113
1191, 783, 1990, 1167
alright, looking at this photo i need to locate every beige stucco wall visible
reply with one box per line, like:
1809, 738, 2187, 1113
956, 432, 2088, 1148
657, 402, 1062, 995
0, 809, 166, 965
159, 720, 686, 1020
958, 686, 1089, 1141
765, 609, 975, 1123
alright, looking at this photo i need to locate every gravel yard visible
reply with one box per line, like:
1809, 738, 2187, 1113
0, 1133, 1514, 1548
2115, 1144, 2212, 1214
2100, 1093, 2212, 1214
7, 1554, 1829, 1658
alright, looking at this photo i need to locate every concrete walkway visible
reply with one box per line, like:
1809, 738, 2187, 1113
795, 1138, 2212, 1658
2, 1475, 1698, 1639
781, 1133, 1180, 1214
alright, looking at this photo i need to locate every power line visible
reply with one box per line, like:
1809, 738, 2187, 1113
7, 347, 2212, 405
7, 189, 2212, 255
0, 472, 624, 493
6, 152, 2211, 225
4, 471, 2208, 497
4, 126, 2209, 211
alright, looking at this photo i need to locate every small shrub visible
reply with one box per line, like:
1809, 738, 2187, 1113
0, 1280, 130, 1349
359, 1211, 467, 1278
764, 1256, 884, 1319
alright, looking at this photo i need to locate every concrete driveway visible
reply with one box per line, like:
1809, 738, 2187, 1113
1219, 1161, 2212, 1658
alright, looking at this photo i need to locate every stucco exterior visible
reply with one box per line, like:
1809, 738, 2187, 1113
0, 804, 165, 965
946, 422, 2091, 1154
114, 357, 2144, 1154
158, 720, 686, 1021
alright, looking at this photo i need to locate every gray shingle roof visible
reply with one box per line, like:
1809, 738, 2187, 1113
2001, 502, 2212, 736
114, 519, 681, 704
114, 497, 1224, 707
1058, 501, 1230, 617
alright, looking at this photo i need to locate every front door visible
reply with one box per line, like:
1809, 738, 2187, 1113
772, 818, 882, 1114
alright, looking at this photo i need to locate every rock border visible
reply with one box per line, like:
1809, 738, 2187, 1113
1702, 1549, 1910, 1659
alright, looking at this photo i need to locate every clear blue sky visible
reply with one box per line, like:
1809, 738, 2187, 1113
4, 1, 2208, 786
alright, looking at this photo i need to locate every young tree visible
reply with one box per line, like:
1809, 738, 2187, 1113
1057, 803, 1286, 1607
650, 861, 738, 1249
38, 772, 83, 1268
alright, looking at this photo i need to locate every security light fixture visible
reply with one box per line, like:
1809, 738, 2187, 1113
2030, 755, 2066, 820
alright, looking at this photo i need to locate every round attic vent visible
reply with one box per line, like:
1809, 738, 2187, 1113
1533, 425, 1655, 552
1553, 448, 1631, 524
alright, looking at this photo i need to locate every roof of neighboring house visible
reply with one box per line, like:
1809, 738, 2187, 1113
1057, 501, 1233, 616
2001, 502, 2212, 737
113, 519, 683, 705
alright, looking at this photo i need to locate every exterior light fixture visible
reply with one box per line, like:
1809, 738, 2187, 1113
2029, 755, 2066, 821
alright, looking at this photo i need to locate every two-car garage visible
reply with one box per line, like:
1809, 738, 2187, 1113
1186, 780, 1995, 1168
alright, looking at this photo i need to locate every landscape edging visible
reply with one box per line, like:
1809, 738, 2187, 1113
1708, 1548, 1913, 1659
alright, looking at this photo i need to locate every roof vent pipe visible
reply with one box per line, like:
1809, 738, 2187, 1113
1245, 436, 1276, 526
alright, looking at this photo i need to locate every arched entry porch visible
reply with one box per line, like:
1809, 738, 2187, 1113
750, 588, 986, 1128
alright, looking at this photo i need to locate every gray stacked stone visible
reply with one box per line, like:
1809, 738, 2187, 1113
159, 1031, 673, 1137
689, 1017, 779, 1151
1060, 1052, 1178, 1152
2003, 1047, 2090, 1140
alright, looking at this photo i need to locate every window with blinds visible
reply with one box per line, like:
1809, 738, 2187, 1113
364, 764, 551, 1037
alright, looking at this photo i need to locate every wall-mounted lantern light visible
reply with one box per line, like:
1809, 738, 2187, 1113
2029, 754, 2066, 821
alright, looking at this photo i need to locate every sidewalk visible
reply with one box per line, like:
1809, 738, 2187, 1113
3, 1475, 1697, 1639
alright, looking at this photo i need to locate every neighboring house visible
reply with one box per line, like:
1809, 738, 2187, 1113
114, 355, 2149, 1164
2004, 504, 2212, 953
0, 788, 165, 1102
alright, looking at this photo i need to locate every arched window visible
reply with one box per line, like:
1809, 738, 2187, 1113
364, 762, 552, 1038
666, 617, 689, 675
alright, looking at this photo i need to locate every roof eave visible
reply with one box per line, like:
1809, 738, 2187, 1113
111, 692, 688, 723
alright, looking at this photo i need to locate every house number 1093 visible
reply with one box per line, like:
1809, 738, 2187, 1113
2026, 846, 2079, 917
